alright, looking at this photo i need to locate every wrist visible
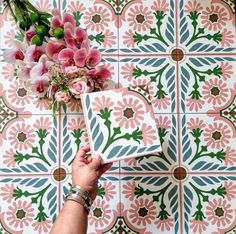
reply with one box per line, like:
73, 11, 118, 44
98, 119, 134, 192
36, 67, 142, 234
66, 185, 93, 213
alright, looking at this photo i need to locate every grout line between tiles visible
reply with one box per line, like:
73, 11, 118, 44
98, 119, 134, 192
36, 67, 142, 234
101, 53, 236, 57
0, 171, 236, 178
176, 0, 183, 232
4, 111, 226, 117
117, 11, 122, 219
179, 180, 183, 234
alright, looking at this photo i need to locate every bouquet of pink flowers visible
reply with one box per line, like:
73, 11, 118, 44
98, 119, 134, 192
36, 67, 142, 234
2, 0, 111, 113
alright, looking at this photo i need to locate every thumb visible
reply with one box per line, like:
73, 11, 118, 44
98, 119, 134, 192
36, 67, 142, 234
89, 155, 102, 170
97, 162, 113, 178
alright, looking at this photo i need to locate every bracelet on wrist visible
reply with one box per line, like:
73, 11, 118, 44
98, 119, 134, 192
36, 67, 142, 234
65, 185, 93, 213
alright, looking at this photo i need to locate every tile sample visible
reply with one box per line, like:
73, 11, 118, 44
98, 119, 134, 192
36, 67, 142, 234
81, 85, 162, 163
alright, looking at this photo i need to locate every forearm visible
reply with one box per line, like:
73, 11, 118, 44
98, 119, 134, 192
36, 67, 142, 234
50, 200, 88, 234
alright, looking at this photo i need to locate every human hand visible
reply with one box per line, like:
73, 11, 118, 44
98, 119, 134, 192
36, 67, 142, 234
72, 145, 112, 200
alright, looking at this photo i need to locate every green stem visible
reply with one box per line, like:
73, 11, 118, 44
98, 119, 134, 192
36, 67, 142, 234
68, 138, 82, 166
189, 182, 203, 213
4, 0, 18, 22
101, 132, 129, 154
145, 182, 171, 197
39, 141, 51, 166
156, 20, 169, 46
189, 137, 201, 165
189, 182, 212, 201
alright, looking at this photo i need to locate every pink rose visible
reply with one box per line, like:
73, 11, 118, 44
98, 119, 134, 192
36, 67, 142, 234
69, 79, 88, 98
55, 91, 71, 103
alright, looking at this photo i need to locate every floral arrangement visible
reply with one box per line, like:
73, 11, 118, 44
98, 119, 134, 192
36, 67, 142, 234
2, 0, 111, 114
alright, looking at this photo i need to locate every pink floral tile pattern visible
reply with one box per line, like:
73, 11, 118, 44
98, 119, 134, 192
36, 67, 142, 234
0, 115, 59, 175
120, 175, 180, 233
0, 176, 58, 234
0, 0, 235, 233
81, 85, 162, 163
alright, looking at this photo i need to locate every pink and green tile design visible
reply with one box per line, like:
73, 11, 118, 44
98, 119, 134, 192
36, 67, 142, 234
81, 85, 162, 163
0, 0, 236, 233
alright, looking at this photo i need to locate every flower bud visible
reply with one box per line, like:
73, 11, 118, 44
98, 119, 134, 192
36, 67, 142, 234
19, 20, 30, 31
30, 12, 40, 23
31, 34, 43, 46
35, 25, 47, 36
52, 27, 64, 39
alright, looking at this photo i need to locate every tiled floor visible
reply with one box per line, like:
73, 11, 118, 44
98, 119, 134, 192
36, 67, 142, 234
0, 0, 236, 233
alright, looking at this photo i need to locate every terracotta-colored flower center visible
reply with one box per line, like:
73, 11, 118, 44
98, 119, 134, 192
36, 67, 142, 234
136, 14, 145, 23
209, 13, 219, 23
173, 167, 187, 180
17, 88, 27, 97
171, 48, 184, 61
138, 207, 148, 217
212, 131, 221, 140
53, 167, 67, 181
214, 207, 224, 217
92, 14, 101, 23
210, 86, 220, 96
16, 209, 26, 219
17, 132, 27, 142
123, 107, 134, 119
93, 207, 103, 218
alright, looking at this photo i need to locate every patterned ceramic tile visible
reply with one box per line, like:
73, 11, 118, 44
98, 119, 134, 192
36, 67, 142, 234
62, 0, 119, 53
59, 174, 120, 234
0, 115, 59, 175
180, 113, 236, 172
120, 174, 180, 234
118, 0, 176, 54
0, 0, 235, 233
179, 0, 236, 51
81, 85, 162, 163
120, 114, 178, 173
0, 61, 55, 115
119, 57, 177, 114
0, 175, 59, 234
182, 174, 236, 234
59, 113, 120, 173
179, 56, 236, 114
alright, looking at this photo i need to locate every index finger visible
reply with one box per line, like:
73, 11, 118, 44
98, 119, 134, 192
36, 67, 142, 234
74, 145, 91, 163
